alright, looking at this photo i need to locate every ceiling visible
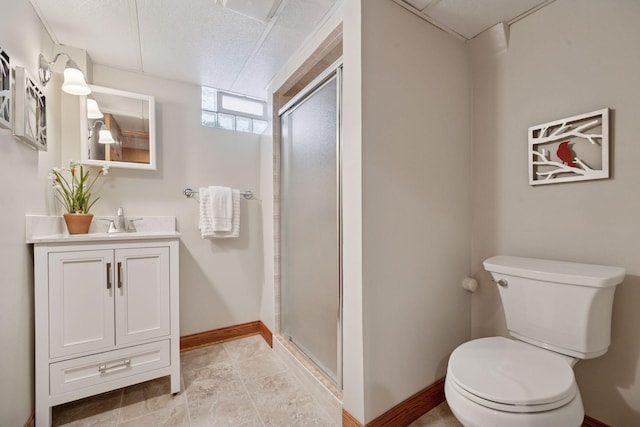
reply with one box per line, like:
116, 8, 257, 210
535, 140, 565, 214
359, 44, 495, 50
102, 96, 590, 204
29, 0, 340, 99
29, 0, 553, 100
396, 0, 553, 39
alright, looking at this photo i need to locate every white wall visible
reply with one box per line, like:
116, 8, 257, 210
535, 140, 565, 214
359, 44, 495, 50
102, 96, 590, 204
0, 2, 59, 425
470, 0, 640, 424
359, 0, 471, 422
90, 65, 264, 335
258, 131, 275, 332
341, 0, 366, 422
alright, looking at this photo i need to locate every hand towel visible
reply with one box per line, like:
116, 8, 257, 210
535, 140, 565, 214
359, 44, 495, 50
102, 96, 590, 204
200, 189, 240, 239
209, 186, 233, 231
198, 186, 214, 236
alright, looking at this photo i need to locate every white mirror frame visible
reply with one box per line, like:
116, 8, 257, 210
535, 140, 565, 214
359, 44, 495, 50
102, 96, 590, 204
80, 85, 156, 170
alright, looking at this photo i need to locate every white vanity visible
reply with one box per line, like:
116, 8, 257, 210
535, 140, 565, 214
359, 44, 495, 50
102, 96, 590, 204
27, 216, 180, 427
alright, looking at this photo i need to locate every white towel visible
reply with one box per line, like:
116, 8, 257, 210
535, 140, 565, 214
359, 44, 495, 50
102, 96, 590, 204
210, 186, 233, 231
199, 188, 240, 239
198, 186, 231, 233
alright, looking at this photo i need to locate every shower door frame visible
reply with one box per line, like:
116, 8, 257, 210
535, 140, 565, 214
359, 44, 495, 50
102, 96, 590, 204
277, 59, 343, 388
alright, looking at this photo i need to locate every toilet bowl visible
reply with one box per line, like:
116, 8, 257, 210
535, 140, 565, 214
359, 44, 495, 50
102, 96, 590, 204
445, 256, 625, 427
444, 337, 584, 427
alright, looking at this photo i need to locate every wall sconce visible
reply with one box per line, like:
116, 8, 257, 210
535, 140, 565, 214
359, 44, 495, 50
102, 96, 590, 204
38, 53, 91, 95
86, 99, 103, 119
91, 120, 115, 144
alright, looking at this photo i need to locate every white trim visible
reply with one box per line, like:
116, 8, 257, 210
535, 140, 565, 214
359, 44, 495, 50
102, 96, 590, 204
80, 84, 156, 171
278, 57, 343, 117
391, 0, 466, 40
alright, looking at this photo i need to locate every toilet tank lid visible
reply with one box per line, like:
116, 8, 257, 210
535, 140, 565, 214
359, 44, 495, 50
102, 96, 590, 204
484, 255, 625, 287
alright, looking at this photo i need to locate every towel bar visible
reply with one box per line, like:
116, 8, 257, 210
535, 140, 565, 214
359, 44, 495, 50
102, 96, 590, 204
183, 187, 253, 200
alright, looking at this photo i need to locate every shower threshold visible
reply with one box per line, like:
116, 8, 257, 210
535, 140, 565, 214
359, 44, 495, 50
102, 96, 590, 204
275, 334, 342, 401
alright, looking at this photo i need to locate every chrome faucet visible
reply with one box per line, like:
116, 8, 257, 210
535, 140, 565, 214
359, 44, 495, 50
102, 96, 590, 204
100, 218, 119, 233
126, 217, 143, 232
99, 207, 141, 233
116, 207, 126, 231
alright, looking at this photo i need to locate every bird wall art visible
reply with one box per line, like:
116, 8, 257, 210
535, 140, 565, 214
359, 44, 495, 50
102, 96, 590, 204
528, 108, 610, 185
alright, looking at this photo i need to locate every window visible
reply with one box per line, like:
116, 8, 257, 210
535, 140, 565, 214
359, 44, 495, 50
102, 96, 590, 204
201, 86, 268, 134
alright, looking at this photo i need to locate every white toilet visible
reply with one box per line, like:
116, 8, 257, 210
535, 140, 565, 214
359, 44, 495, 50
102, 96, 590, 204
445, 255, 625, 427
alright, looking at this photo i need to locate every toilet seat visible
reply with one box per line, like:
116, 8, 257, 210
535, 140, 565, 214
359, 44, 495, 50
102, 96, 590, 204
447, 337, 577, 413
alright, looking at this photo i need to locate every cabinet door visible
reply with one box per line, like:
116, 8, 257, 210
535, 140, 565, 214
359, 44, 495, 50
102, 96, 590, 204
115, 247, 170, 345
49, 250, 115, 358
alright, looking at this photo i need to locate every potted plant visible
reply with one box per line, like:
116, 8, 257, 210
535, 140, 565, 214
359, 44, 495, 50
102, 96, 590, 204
49, 161, 109, 234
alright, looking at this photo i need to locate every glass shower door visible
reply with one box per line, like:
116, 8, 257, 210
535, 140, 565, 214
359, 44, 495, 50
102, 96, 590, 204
280, 71, 341, 384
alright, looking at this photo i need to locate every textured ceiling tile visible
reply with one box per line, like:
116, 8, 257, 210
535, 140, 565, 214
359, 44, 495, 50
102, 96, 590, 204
32, 0, 141, 70
232, 26, 300, 98
276, 0, 335, 33
426, 0, 548, 39
232, 0, 337, 98
136, 0, 265, 90
222, 0, 278, 22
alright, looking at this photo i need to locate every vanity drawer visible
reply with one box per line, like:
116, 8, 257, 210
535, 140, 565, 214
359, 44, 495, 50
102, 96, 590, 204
50, 340, 170, 395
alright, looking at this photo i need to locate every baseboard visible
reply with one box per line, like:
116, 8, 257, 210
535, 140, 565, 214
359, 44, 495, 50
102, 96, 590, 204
368, 377, 446, 427
180, 320, 273, 351
342, 377, 445, 427
259, 321, 273, 347
24, 413, 35, 427
342, 409, 363, 427
583, 415, 610, 427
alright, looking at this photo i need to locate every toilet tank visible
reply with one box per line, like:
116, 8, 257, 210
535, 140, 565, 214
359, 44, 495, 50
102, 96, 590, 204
483, 255, 625, 359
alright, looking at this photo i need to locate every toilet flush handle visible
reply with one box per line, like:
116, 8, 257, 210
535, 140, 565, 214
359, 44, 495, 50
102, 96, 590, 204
492, 278, 508, 287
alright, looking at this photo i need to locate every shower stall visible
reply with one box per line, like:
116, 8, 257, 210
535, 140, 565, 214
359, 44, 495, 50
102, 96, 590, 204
279, 63, 342, 387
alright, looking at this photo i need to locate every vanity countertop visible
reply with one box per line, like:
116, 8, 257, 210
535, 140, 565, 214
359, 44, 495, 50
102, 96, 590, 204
26, 215, 179, 244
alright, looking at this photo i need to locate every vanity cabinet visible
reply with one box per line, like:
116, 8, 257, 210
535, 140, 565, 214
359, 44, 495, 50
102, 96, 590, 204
33, 237, 179, 427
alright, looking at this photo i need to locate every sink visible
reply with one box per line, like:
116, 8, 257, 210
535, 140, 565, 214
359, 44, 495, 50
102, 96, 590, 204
26, 215, 179, 244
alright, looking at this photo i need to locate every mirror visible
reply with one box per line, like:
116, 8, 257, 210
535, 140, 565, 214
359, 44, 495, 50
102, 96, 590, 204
80, 85, 156, 170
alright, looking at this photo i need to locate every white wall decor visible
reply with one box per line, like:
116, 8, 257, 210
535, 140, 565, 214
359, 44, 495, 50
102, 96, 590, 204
528, 108, 609, 185
0, 46, 10, 129
13, 66, 46, 150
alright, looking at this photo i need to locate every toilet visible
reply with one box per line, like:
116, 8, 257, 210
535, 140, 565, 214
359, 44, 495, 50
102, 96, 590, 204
445, 255, 625, 427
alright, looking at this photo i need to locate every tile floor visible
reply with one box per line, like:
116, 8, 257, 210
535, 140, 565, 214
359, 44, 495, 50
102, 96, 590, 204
52, 335, 462, 426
